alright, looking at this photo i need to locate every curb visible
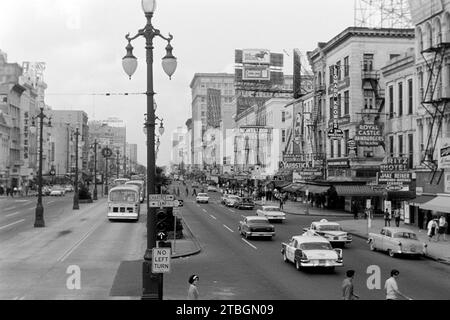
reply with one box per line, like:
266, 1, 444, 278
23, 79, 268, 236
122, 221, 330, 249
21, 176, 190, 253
171, 217, 202, 259
254, 202, 351, 218
348, 229, 450, 266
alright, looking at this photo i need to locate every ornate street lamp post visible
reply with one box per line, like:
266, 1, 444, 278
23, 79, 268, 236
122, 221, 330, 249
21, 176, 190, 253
31, 107, 51, 228
73, 128, 80, 210
122, 0, 176, 301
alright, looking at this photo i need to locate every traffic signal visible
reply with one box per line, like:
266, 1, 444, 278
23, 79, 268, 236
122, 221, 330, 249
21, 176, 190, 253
156, 209, 168, 234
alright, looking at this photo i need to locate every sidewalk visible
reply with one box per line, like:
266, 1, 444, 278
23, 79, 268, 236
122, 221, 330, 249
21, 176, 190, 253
254, 199, 351, 217
337, 217, 450, 265
171, 217, 202, 259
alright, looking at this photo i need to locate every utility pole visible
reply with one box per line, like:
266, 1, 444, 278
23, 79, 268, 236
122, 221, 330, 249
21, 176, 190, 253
73, 128, 80, 210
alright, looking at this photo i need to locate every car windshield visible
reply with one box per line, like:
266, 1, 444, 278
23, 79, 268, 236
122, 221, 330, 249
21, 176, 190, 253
300, 242, 333, 250
229, 196, 239, 200
242, 198, 253, 203
109, 190, 137, 202
317, 224, 342, 231
198, 193, 208, 197
393, 232, 418, 240
264, 207, 280, 212
126, 183, 142, 188
248, 219, 269, 224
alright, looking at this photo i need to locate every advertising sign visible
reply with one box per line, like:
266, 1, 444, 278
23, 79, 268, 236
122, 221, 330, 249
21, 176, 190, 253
23, 111, 29, 160
242, 49, 271, 64
283, 154, 306, 163
328, 65, 344, 141
355, 122, 384, 147
445, 173, 450, 194
327, 159, 350, 168
242, 65, 271, 81
293, 168, 323, 181
438, 138, 450, 169
206, 88, 221, 128
378, 157, 411, 190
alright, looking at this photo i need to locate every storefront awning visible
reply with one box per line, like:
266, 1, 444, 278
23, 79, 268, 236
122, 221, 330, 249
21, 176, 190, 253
418, 196, 450, 213
283, 183, 305, 192
334, 185, 384, 197
305, 185, 330, 194
408, 195, 436, 207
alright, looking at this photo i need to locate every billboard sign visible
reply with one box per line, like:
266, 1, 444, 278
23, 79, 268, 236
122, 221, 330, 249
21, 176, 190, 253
242, 65, 271, 81
242, 49, 271, 64
206, 88, 221, 128
355, 122, 384, 147
438, 138, 450, 169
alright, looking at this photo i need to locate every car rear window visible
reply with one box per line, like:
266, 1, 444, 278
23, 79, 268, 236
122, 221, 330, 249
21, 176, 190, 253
300, 242, 333, 250
248, 219, 269, 224
198, 193, 208, 197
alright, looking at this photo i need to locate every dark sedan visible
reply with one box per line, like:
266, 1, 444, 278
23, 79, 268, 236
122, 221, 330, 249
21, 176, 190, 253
238, 216, 275, 240
235, 197, 255, 210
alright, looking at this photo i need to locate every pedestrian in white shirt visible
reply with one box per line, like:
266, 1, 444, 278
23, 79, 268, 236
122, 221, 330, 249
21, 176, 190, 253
187, 274, 199, 300
437, 216, 447, 241
427, 218, 438, 242
384, 269, 412, 300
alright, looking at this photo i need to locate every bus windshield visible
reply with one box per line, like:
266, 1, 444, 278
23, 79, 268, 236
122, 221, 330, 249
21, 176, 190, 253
109, 190, 137, 202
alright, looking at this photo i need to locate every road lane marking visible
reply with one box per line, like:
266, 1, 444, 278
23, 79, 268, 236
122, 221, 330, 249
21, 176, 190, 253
0, 219, 25, 230
5, 211, 21, 217
48, 201, 56, 204
228, 208, 235, 213
209, 214, 217, 220
242, 238, 257, 250
57, 221, 102, 262
202, 209, 207, 213
223, 225, 234, 233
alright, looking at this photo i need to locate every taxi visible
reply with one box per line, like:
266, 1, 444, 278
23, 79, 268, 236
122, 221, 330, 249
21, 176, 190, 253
303, 219, 352, 247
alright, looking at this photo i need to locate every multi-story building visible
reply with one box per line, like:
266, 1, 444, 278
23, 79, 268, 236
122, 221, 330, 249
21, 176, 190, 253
407, 0, 450, 230
189, 73, 235, 169
48, 110, 89, 177
126, 143, 138, 174
88, 120, 126, 176
307, 27, 415, 212
0, 110, 12, 187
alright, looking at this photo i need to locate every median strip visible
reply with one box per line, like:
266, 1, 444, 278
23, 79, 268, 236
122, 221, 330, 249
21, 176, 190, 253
242, 238, 257, 250
0, 219, 25, 230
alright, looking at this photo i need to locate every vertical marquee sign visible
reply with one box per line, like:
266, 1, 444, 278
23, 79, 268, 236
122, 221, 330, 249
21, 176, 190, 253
327, 65, 344, 140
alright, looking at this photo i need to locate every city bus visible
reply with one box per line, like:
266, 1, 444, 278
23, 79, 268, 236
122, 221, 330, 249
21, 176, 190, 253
113, 178, 130, 186
107, 184, 141, 221
125, 180, 145, 203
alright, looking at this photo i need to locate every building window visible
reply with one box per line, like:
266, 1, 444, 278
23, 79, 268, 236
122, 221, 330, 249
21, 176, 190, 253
282, 111, 286, 122
344, 56, 349, 77
344, 130, 349, 157
398, 135, 403, 157
408, 79, 413, 114
329, 65, 334, 85
337, 139, 342, 157
330, 140, 334, 158
398, 82, 403, 117
389, 136, 394, 157
363, 54, 374, 71
389, 85, 394, 118
344, 91, 349, 115
336, 61, 341, 80
408, 134, 414, 169
282, 130, 286, 143
364, 90, 374, 109
338, 94, 342, 117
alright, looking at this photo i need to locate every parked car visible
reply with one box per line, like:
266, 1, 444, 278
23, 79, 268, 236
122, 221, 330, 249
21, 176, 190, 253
257, 206, 286, 222
281, 231, 343, 271
42, 186, 51, 196
50, 186, 65, 196
221, 194, 230, 205
225, 195, 241, 207
196, 193, 209, 204
235, 197, 255, 210
368, 227, 427, 258
192, 182, 199, 188
64, 185, 74, 192
207, 185, 217, 192
238, 216, 275, 240
303, 219, 352, 247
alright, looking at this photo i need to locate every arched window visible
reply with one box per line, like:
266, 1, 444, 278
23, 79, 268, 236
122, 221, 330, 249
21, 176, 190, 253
445, 12, 450, 43
434, 17, 442, 45
416, 26, 423, 52
425, 22, 433, 49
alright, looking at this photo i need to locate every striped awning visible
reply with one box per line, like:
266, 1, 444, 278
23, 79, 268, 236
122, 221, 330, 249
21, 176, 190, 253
409, 195, 436, 207
334, 185, 384, 197
418, 196, 450, 213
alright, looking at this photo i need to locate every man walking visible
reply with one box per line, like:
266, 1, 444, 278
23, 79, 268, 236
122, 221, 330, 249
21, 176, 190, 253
384, 269, 413, 300
394, 208, 401, 227
342, 270, 359, 300
384, 208, 391, 227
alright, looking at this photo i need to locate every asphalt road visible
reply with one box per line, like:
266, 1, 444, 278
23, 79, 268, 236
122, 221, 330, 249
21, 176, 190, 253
1, 189, 449, 300
163, 190, 450, 300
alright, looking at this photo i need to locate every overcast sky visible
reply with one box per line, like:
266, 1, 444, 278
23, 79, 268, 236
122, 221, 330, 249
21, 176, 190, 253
0, 0, 355, 167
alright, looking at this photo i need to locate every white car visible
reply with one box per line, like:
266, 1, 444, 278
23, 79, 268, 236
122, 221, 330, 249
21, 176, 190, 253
303, 219, 352, 246
196, 193, 209, 203
257, 206, 286, 222
207, 185, 217, 192
50, 187, 65, 196
281, 231, 343, 271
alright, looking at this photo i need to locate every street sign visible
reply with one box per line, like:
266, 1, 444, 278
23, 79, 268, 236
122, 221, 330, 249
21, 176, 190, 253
327, 127, 344, 140
152, 248, 171, 273
49, 169, 56, 176
173, 207, 180, 216
149, 200, 177, 208
149, 194, 175, 201
101, 147, 113, 158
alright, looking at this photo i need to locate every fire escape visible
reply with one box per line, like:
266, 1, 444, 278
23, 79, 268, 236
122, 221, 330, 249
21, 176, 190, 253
420, 37, 450, 183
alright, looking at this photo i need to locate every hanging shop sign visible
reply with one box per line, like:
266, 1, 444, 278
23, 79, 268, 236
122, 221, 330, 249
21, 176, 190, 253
293, 168, 323, 182
438, 137, 450, 169
327, 65, 344, 141
327, 159, 350, 168
347, 139, 357, 152
378, 157, 412, 190
354, 121, 384, 147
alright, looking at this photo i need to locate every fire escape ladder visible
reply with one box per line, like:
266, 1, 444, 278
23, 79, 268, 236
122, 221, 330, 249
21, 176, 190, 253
420, 45, 448, 183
